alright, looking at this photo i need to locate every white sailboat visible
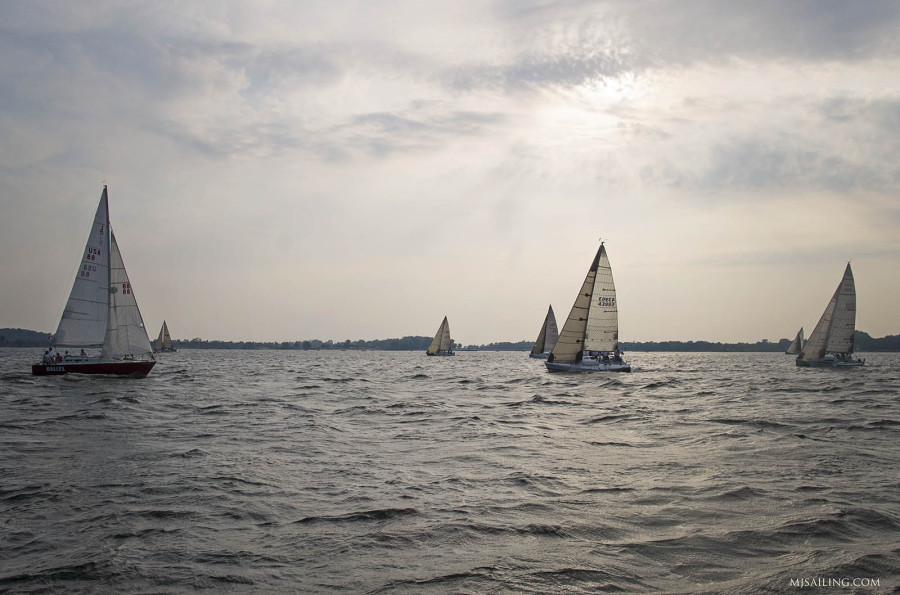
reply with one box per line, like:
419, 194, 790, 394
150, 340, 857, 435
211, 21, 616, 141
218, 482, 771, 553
426, 316, 454, 356
785, 327, 804, 355
529, 305, 559, 359
32, 186, 156, 377
153, 320, 177, 353
546, 241, 631, 372
796, 263, 864, 367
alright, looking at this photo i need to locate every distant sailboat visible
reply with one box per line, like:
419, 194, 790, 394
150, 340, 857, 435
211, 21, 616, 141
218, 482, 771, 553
529, 305, 559, 359
426, 316, 454, 356
153, 320, 177, 353
796, 263, 864, 367
546, 241, 631, 372
785, 327, 804, 355
32, 186, 156, 377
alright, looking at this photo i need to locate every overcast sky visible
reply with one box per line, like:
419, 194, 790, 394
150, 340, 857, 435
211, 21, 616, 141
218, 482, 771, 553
2, 0, 899, 344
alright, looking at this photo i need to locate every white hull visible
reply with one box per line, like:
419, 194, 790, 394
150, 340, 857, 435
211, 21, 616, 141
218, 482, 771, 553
796, 356, 865, 368
546, 360, 631, 373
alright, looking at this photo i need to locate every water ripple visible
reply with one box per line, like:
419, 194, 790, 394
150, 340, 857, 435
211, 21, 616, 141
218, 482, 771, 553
1, 349, 898, 592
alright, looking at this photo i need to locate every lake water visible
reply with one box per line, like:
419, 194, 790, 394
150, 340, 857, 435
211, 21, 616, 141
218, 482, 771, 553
1, 348, 898, 593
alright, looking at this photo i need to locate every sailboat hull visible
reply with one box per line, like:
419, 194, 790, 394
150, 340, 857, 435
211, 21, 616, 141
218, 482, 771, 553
796, 357, 864, 368
545, 360, 631, 373
426, 352, 455, 356
32, 361, 156, 377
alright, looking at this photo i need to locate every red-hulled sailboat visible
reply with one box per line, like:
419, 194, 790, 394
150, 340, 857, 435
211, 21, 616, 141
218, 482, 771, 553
32, 186, 156, 377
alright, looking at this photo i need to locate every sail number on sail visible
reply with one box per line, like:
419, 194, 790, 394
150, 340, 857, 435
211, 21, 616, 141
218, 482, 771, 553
597, 296, 616, 308
81, 247, 102, 278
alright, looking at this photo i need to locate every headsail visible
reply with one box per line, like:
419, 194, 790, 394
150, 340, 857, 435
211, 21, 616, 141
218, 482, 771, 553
551, 247, 601, 363
53, 189, 110, 348
531, 305, 559, 355
100, 230, 153, 361
799, 263, 856, 360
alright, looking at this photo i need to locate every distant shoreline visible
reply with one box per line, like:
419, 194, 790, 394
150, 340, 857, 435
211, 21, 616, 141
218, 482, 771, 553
3, 328, 899, 352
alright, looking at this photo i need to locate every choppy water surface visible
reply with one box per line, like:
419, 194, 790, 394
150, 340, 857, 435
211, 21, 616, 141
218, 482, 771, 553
1, 349, 898, 593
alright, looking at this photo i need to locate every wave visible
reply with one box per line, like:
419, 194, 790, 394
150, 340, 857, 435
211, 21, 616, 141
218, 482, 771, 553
3, 349, 898, 594
708, 418, 793, 430
295, 507, 418, 524
584, 413, 632, 424
372, 568, 496, 593
526, 567, 650, 592
701, 486, 767, 501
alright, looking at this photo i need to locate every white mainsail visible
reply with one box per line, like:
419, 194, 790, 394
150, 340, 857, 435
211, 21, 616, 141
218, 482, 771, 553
531, 305, 559, 355
785, 327, 804, 355
100, 230, 153, 361
584, 244, 619, 352
53, 189, 111, 348
427, 316, 453, 355
799, 263, 856, 361
551, 243, 620, 364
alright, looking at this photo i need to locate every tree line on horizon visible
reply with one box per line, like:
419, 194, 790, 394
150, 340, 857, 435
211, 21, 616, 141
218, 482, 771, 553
3, 327, 900, 352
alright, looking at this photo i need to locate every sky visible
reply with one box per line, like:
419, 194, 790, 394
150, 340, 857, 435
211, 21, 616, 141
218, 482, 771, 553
1, 0, 899, 345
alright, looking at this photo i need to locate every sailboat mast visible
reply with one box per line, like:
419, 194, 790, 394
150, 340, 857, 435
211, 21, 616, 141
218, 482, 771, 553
104, 186, 111, 301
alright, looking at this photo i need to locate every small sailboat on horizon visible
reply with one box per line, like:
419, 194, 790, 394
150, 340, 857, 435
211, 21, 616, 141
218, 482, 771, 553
32, 186, 156, 377
426, 316, 455, 356
153, 320, 177, 353
529, 305, 558, 359
785, 327, 804, 355
796, 263, 864, 368
546, 241, 631, 373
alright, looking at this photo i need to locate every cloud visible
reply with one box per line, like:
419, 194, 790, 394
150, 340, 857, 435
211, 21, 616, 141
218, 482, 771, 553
631, 95, 900, 196
442, 44, 634, 92
616, 0, 900, 66
3, 0, 900, 341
